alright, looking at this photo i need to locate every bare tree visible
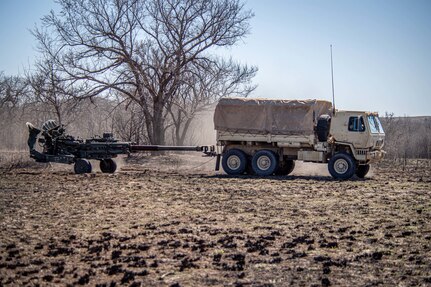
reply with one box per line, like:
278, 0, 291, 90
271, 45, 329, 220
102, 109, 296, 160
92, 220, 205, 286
34, 0, 256, 145
0, 72, 28, 110
382, 112, 397, 159
112, 99, 149, 143
167, 58, 256, 145
0, 72, 30, 150
27, 57, 82, 125
381, 112, 431, 164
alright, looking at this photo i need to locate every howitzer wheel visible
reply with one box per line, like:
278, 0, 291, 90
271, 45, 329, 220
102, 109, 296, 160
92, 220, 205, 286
100, 159, 117, 173
74, 159, 92, 174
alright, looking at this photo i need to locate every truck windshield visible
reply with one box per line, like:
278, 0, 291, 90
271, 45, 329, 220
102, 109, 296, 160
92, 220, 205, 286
367, 115, 385, 134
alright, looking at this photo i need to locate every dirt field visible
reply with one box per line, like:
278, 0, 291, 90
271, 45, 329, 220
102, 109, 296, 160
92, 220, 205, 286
1, 155, 430, 286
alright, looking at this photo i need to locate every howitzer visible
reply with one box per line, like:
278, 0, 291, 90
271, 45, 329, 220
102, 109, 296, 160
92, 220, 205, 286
26, 120, 216, 174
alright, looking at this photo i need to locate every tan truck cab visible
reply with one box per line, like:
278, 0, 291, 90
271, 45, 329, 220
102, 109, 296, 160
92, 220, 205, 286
330, 111, 385, 164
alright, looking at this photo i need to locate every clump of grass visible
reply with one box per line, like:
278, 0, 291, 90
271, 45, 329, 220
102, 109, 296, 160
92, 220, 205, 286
0, 150, 42, 172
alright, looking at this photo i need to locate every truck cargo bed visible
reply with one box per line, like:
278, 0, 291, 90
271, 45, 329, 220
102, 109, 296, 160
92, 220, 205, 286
214, 98, 332, 136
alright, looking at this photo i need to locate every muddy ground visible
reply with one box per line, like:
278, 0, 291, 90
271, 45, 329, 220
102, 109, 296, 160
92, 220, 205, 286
0, 155, 430, 286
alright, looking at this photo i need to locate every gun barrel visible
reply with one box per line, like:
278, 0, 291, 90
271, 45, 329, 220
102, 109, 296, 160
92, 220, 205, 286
130, 145, 204, 152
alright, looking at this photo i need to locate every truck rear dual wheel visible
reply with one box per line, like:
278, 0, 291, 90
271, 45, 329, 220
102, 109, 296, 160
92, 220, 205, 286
252, 150, 278, 176
222, 149, 279, 176
328, 153, 356, 180
222, 149, 247, 175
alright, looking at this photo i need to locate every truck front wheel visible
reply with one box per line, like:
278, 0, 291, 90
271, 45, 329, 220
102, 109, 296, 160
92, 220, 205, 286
356, 164, 370, 178
252, 150, 278, 176
222, 149, 247, 175
328, 153, 356, 180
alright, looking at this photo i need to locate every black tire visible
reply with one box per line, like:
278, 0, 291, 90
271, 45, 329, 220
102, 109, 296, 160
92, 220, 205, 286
276, 159, 295, 175
328, 153, 356, 180
356, 164, 370, 178
222, 149, 247, 175
316, 115, 331, 142
252, 150, 278, 176
100, 159, 117, 173
74, 159, 92, 174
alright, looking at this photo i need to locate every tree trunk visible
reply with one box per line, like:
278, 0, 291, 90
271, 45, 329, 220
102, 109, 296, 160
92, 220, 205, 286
176, 117, 193, 146
152, 97, 165, 145
55, 105, 62, 125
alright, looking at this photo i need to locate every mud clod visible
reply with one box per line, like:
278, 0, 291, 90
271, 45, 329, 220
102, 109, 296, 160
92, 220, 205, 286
78, 273, 90, 285
46, 246, 74, 257
218, 236, 238, 248
321, 277, 331, 286
314, 256, 331, 262
43, 275, 54, 282
111, 250, 122, 260
88, 245, 103, 254
121, 271, 135, 284
322, 266, 331, 274
106, 265, 123, 275
372, 251, 383, 261
179, 257, 199, 271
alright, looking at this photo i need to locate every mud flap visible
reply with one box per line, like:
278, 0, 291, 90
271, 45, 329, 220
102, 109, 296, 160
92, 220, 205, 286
215, 154, 221, 171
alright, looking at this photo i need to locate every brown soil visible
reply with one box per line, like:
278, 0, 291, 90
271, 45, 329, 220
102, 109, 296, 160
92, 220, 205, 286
1, 155, 430, 286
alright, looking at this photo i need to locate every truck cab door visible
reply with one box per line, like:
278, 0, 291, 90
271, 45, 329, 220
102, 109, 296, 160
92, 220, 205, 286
347, 116, 368, 147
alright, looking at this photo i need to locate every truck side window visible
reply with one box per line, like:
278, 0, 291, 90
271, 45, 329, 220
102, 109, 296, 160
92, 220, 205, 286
348, 116, 365, 132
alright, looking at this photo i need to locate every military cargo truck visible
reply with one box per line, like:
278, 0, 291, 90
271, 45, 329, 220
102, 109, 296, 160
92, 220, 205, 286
214, 98, 385, 179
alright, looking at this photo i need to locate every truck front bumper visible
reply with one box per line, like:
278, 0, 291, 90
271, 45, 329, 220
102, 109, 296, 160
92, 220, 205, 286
366, 150, 385, 163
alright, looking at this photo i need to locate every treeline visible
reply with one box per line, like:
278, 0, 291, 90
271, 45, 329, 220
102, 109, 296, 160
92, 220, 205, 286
0, 78, 215, 151
381, 114, 431, 160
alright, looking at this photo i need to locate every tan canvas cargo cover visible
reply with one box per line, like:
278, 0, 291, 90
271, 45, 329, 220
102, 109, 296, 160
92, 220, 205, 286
214, 98, 332, 135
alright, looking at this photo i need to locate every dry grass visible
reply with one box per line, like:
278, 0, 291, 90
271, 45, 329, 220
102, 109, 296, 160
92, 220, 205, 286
0, 151, 42, 172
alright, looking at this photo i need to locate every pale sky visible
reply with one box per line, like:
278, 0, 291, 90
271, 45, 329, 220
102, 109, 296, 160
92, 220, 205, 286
0, 0, 430, 116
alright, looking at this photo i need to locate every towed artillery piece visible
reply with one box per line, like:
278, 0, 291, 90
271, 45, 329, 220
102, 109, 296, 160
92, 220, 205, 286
26, 120, 215, 174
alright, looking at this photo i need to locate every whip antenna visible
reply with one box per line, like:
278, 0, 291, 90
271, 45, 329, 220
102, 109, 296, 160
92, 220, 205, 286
330, 44, 336, 115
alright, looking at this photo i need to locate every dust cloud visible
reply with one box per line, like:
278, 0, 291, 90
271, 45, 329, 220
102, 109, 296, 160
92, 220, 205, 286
367, 165, 374, 177
112, 156, 127, 171
185, 106, 217, 146
291, 161, 330, 177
